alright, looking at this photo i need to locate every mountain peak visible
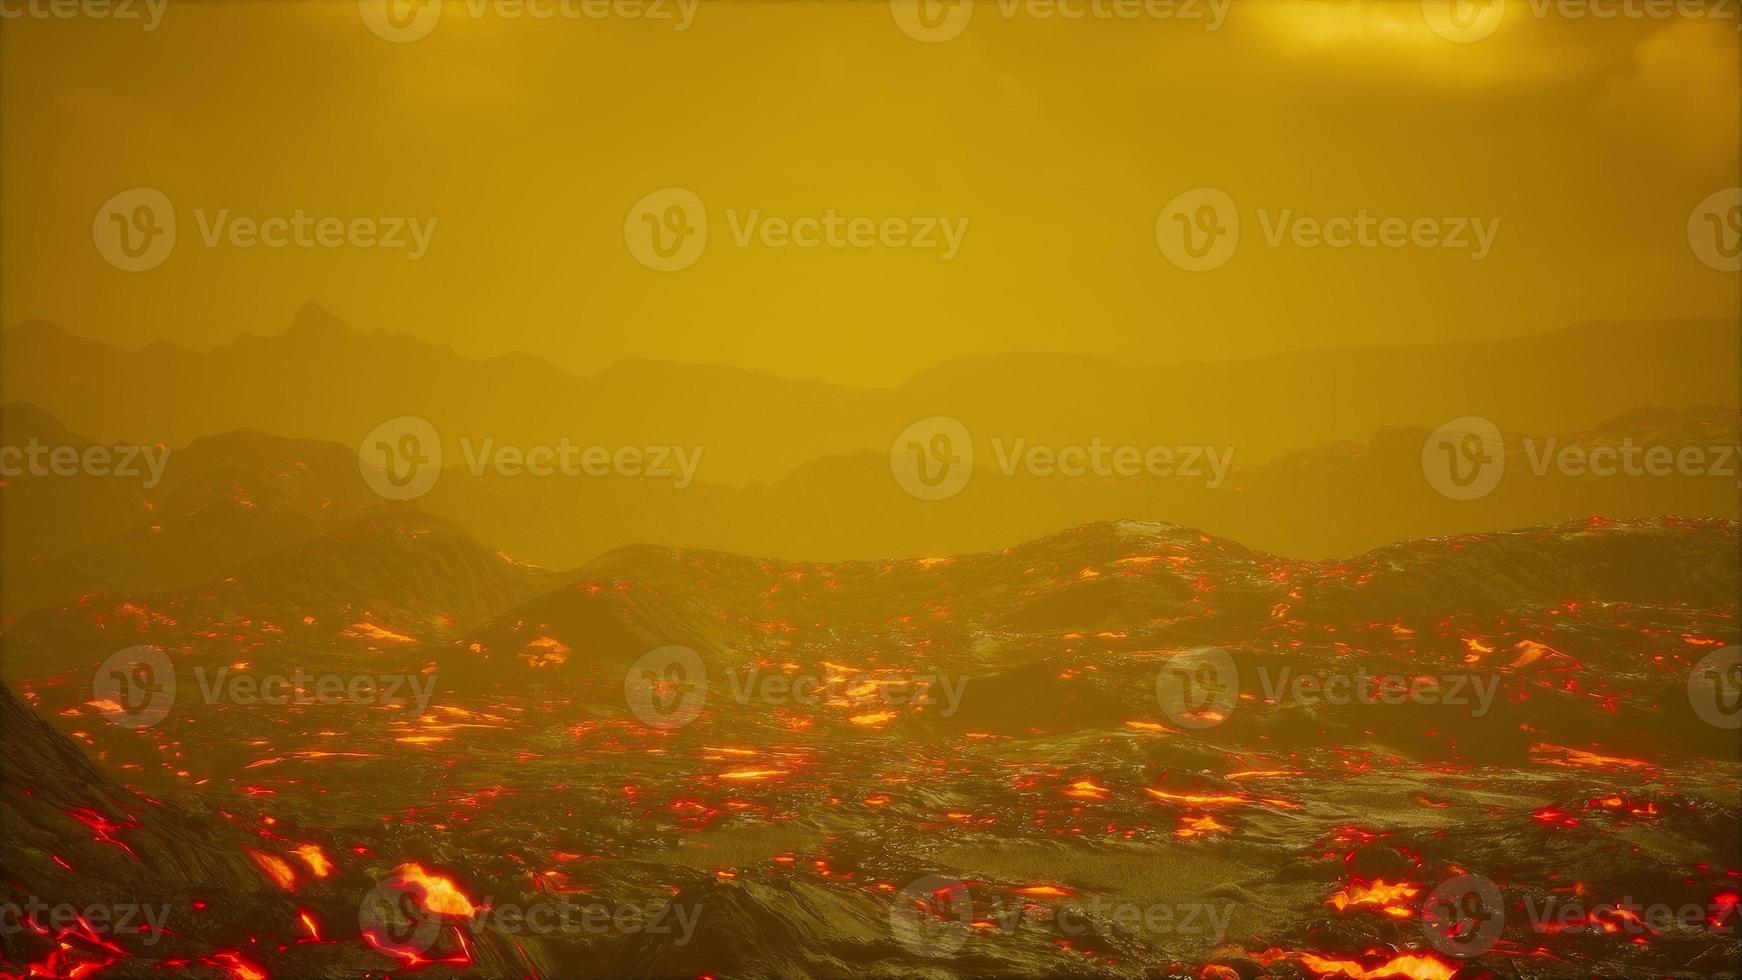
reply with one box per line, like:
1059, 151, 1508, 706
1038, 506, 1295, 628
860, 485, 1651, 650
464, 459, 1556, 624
2, 318, 75, 343
0, 400, 86, 447
283, 301, 352, 342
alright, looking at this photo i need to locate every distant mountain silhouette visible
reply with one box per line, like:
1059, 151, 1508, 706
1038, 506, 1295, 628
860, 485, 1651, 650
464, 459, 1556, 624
3, 305, 1736, 485
5, 402, 1737, 619
417, 403, 1741, 568
0, 415, 383, 618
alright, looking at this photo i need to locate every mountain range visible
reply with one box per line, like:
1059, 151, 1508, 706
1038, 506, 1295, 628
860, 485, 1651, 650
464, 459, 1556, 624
4, 399, 1737, 620
4, 304, 1736, 486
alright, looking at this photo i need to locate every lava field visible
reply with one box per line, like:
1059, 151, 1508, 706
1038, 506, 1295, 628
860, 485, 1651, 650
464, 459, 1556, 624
4, 515, 1738, 978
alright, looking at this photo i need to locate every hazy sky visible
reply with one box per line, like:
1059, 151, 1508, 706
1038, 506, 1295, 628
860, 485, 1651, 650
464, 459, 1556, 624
3, 0, 1737, 385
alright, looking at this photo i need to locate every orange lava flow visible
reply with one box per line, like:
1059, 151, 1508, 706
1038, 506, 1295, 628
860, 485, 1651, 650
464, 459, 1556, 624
1062, 779, 1112, 800
1530, 743, 1655, 770
360, 925, 473, 969
1295, 951, 1457, 980
1462, 637, 1496, 663
292, 843, 334, 878
201, 950, 269, 980
1175, 814, 1232, 839
1327, 879, 1420, 917
247, 849, 297, 890
718, 769, 785, 781
1144, 788, 1249, 806
342, 621, 417, 644
1145, 787, 1299, 809
391, 862, 478, 916
5, 913, 128, 978
517, 635, 571, 668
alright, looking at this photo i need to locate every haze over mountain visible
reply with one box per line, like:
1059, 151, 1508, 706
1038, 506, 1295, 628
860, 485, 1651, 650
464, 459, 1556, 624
5, 402, 1737, 620
3, 305, 1736, 485
421, 402, 1742, 569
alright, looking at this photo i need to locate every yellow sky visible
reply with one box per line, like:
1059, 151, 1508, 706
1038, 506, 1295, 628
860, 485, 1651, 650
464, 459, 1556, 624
2, 0, 1737, 385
